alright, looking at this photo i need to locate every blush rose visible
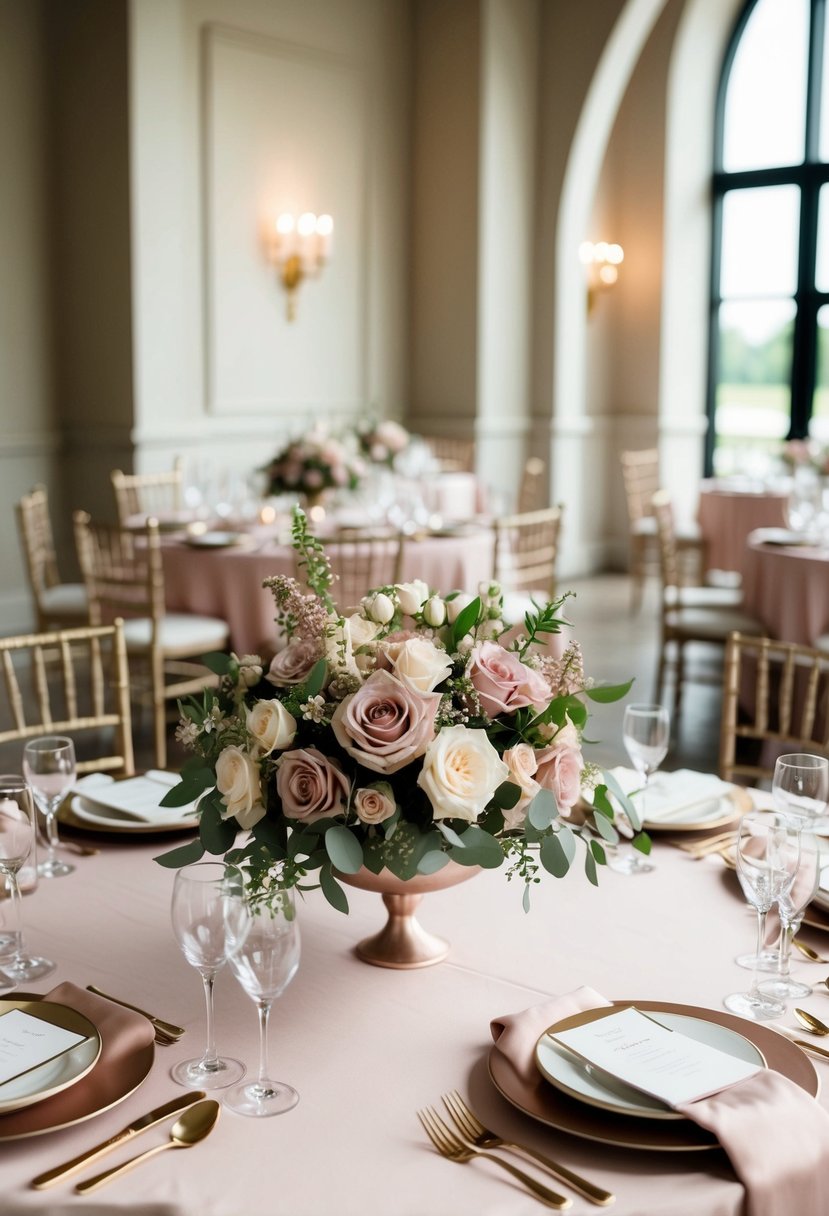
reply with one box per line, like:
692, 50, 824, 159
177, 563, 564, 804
276, 747, 350, 823
331, 669, 441, 775
468, 641, 550, 718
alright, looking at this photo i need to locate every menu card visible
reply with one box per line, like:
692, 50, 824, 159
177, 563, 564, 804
549, 1007, 762, 1108
0, 1009, 88, 1087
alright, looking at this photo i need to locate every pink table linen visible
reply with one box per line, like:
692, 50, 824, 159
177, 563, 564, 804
741, 538, 829, 646
697, 482, 789, 578
3, 834, 829, 1215
161, 529, 495, 656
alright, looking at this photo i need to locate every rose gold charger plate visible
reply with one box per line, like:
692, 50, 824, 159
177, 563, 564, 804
0, 993, 154, 1141
488, 999, 818, 1152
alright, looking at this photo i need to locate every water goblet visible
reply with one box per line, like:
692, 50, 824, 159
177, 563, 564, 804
609, 703, 669, 875
772, 753, 829, 833
225, 889, 300, 1118
170, 861, 250, 1090
758, 828, 822, 1001
23, 736, 77, 878
0, 775, 56, 987
725, 810, 800, 1021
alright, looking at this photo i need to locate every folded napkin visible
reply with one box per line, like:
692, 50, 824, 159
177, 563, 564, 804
606, 767, 733, 824
73, 771, 198, 825
492, 988, 829, 1216
0, 982, 154, 1135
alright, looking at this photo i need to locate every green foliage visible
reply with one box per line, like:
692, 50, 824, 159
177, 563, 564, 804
154, 838, 206, 868
586, 679, 634, 704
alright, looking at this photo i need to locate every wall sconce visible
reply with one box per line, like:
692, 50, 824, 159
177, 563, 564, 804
579, 240, 624, 313
267, 212, 333, 321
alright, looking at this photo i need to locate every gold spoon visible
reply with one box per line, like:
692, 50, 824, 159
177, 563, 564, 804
792, 939, 828, 963
794, 1008, 829, 1036
74, 1100, 220, 1194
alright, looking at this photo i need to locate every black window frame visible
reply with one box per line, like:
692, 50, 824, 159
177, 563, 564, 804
706, 0, 829, 475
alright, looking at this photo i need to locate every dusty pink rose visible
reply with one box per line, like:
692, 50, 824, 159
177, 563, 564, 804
266, 638, 320, 688
331, 668, 441, 774
502, 743, 541, 828
534, 735, 584, 812
468, 641, 550, 718
276, 747, 350, 823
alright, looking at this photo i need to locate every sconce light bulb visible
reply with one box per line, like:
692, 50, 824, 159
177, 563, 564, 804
276, 212, 295, 235
297, 212, 317, 236
316, 214, 334, 236
598, 264, 618, 285
607, 244, 624, 265
578, 241, 595, 265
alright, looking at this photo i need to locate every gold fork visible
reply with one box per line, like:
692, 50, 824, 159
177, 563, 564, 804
441, 1091, 614, 1206
677, 832, 737, 858
417, 1107, 571, 1209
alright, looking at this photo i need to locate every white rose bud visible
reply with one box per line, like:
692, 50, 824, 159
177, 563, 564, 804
369, 592, 395, 624
394, 579, 430, 615
446, 592, 474, 624
423, 596, 446, 627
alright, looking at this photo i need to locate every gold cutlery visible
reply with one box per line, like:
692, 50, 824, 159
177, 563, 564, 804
794, 1007, 829, 1035
75, 1099, 220, 1194
86, 985, 186, 1039
793, 939, 828, 963
792, 1038, 829, 1062
417, 1106, 571, 1209
31, 1092, 206, 1188
441, 1091, 614, 1206
676, 832, 737, 859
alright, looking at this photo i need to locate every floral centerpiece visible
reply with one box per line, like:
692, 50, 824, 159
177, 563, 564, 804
780, 437, 829, 476
157, 510, 640, 914
355, 418, 410, 468
263, 423, 364, 501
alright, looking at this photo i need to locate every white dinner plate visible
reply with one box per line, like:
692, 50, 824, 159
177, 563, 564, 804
183, 531, 251, 548
65, 795, 197, 834
535, 1008, 765, 1121
641, 789, 748, 833
0, 1000, 101, 1115
753, 528, 813, 547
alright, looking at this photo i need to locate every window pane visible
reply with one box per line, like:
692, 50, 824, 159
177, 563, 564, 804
821, 15, 829, 161
811, 304, 829, 441
722, 0, 808, 172
720, 186, 800, 298
713, 299, 795, 475
816, 186, 829, 293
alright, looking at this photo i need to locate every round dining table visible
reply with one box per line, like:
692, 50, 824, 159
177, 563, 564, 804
697, 479, 790, 578
161, 526, 495, 655
741, 535, 829, 646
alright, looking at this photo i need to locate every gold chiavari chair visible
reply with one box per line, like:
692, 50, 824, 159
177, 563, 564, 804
74, 511, 229, 769
0, 621, 134, 776
492, 505, 563, 625
719, 631, 829, 784
516, 457, 547, 515
421, 436, 476, 473
15, 485, 88, 632
302, 531, 404, 615
111, 459, 184, 526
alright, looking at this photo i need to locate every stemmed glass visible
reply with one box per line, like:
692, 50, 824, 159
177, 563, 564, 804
725, 810, 800, 1021
170, 861, 250, 1090
225, 889, 300, 1118
758, 828, 822, 1001
772, 753, 829, 833
609, 703, 669, 875
0, 775, 55, 987
23, 736, 77, 878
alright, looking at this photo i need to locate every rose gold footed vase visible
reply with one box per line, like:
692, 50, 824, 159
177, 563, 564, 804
337, 863, 480, 969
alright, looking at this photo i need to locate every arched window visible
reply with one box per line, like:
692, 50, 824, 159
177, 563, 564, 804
708, 0, 829, 475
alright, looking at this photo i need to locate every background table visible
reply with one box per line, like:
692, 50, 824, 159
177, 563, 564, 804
741, 538, 829, 646
697, 480, 789, 579
162, 528, 494, 655
2, 826, 826, 1215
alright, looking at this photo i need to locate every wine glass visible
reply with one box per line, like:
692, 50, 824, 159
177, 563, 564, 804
758, 827, 822, 1001
170, 861, 250, 1090
609, 703, 670, 875
724, 810, 800, 1020
0, 775, 55, 987
23, 736, 77, 878
225, 889, 300, 1118
772, 753, 829, 832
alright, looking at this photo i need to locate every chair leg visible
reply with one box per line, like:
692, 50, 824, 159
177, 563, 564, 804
630, 534, 644, 615
655, 634, 667, 705
674, 641, 685, 719
151, 651, 167, 770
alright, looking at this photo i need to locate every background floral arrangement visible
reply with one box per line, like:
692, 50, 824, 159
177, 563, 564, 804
356, 418, 410, 468
263, 423, 364, 498
780, 437, 829, 475
158, 510, 639, 911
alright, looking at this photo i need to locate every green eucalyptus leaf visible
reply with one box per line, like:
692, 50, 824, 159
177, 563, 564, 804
590, 839, 607, 865
159, 771, 215, 807
452, 596, 482, 647
633, 831, 652, 855
199, 792, 237, 855
301, 659, 328, 700
601, 768, 642, 831
320, 866, 349, 913
154, 838, 205, 868
540, 833, 571, 878
324, 826, 363, 874
491, 781, 522, 811
437, 821, 466, 849
455, 826, 503, 867
522, 883, 532, 914
584, 848, 599, 886
557, 825, 577, 864
591, 785, 615, 820
417, 850, 450, 875
591, 811, 619, 845
200, 652, 234, 676
528, 788, 559, 831
361, 836, 387, 874
586, 678, 634, 704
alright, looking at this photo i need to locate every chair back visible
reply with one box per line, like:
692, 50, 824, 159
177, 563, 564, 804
620, 448, 660, 524
307, 531, 403, 614
651, 489, 681, 590
493, 506, 563, 600
111, 460, 183, 526
421, 436, 475, 473
517, 458, 547, 515
16, 486, 62, 601
719, 631, 829, 783
0, 621, 134, 776
74, 512, 164, 636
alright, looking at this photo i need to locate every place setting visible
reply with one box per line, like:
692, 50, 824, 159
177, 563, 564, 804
59, 770, 202, 837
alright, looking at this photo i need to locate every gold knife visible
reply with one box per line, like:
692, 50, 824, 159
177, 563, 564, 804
792, 1038, 829, 1062
30, 1092, 207, 1189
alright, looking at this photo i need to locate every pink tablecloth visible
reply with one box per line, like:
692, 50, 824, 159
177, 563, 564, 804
697, 482, 789, 577
742, 538, 829, 646
162, 529, 495, 655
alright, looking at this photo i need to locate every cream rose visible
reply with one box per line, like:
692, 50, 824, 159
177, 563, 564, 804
331, 669, 441, 774
247, 698, 297, 756
395, 579, 430, 615
354, 782, 396, 825
215, 745, 266, 830
502, 743, 541, 829
446, 593, 474, 624
390, 638, 452, 693
346, 613, 382, 648
418, 724, 510, 824
276, 747, 350, 823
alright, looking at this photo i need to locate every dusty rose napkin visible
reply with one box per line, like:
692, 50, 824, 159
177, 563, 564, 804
0, 981, 155, 1135
491, 988, 829, 1216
